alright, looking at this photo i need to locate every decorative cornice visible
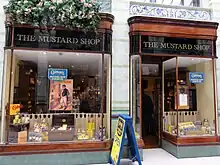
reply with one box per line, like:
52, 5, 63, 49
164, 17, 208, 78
98, 0, 112, 13
99, 13, 114, 24
128, 16, 218, 29
129, 1, 212, 21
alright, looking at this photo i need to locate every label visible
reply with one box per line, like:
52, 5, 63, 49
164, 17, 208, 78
189, 72, 204, 84
10, 104, 20, 115
18, 131, 27, 144
48, 68, 68, 81
110, 117, 125, 165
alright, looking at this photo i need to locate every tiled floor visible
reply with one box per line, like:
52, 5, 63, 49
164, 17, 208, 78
91, 148, 220, 165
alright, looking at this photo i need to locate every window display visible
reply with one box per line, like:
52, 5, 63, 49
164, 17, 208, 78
4, 50, 110, 144
163, 57, 216, 136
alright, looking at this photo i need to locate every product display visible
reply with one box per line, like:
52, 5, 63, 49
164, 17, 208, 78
166, 119, 215, 136
28, 119, 49, 142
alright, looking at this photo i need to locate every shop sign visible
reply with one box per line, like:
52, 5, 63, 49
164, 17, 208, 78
8, 27, 111, 53
139, 36, 213, 56
110, 115, 142, 165
10, 104, 20, 115
48, 68, 68, 81
189, 72, 204, 84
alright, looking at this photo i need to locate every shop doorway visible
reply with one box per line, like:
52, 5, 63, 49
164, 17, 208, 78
141, 56, 162, 148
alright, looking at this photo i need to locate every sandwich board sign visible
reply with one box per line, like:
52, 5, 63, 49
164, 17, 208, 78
110, 115, 142, 165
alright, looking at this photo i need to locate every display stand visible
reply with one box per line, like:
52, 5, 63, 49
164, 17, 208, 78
110, 115, 142, 165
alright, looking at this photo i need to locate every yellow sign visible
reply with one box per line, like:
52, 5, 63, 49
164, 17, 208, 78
178, 122, 195, 129
10, 104, 20, 115
110, 117, 125, 165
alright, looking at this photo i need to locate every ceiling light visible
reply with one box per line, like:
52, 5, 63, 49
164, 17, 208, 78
43, 52, 47, 55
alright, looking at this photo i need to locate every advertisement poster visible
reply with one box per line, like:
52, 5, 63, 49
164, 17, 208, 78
48, 68, 68, 81
49, 79, 73, 110
189, 72, 204, 84
10, 104, 20, 115
110, 117, 125, 165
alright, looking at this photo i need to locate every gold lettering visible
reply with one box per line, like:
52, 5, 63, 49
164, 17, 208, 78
60, 38, 66, 44
154, 42, 159, 48
187, 44, 192, 50
57, 37, 62, 42
30, 35, 36, 42
177, 44, 183, 50
194, 45, 199, 50
182, 44, 187, 50
38, 36, 50, 42
148, 42, 155, 48
160, 43, 167, 48
17, 34, 23, 41
143, 42, 149, 47
50, 36, 56, 43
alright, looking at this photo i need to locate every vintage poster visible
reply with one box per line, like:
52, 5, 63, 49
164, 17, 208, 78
49, 79, 73, 111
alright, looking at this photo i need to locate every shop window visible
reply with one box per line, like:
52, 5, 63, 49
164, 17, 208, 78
3, 50, 110, 144
163, 57, 215, 136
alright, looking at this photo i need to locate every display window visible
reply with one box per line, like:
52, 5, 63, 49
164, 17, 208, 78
2, 50, 111, 144
163, 57, 216, 137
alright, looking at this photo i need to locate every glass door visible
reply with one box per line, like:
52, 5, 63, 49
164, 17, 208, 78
130, 55, 141, 138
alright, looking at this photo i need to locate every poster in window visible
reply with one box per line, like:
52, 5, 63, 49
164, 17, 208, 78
175, 85, 189, 110
49, 79, 73, 111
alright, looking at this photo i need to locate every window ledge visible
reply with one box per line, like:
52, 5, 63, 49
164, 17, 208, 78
0, 140, 112, 156
163, 132, 220, 146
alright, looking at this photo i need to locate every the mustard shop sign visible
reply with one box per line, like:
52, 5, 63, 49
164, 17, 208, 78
142, 42, 211, 52
130, 35, 214, 56
6, 27, 111, 53
16, 34, 101, 45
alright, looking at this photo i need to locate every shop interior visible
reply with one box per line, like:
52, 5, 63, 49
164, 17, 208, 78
131, 55, 216, 148
3, 50, 111, 144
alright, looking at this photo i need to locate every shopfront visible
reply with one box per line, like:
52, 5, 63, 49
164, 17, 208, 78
0, 12, 114, 164
128, 16, 220, 157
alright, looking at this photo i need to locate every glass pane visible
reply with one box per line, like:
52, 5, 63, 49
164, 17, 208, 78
130, 55, 141, 138
177, 57, 215, 137
104, 54, 111, 139
5, 50, 109, 144
163, 57, 177, 135
0, 50, 12, 143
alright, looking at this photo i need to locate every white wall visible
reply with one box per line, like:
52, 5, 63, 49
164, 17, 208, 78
111, 0, 130, 114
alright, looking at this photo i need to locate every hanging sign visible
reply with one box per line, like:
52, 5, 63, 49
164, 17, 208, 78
48, 68, 68, 81
189, 72, 204, 84
10, 104, 20, 115
110, 115, 142, 165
